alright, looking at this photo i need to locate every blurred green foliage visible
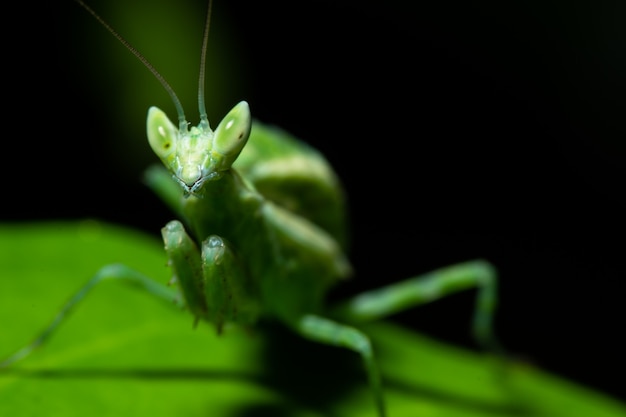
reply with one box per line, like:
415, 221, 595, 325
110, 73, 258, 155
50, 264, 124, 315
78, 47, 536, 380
1, 221, 625, 416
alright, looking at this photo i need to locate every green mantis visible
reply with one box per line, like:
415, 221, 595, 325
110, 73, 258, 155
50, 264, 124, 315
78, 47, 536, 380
1, 1, 502, 416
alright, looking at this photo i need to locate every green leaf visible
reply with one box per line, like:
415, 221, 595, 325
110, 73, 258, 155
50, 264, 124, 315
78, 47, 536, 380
1, 221, 624, 416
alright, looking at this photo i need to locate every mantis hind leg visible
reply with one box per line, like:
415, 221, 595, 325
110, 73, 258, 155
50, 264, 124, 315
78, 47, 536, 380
294, 314, 387, 417
331, 260, 501, 353
0, 264, 179, 368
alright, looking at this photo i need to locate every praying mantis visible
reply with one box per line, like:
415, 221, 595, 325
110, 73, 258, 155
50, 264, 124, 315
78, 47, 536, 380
0, 1, 508, 416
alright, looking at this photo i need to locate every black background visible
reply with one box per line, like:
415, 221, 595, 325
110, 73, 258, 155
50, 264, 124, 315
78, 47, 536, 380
6, 0, 624, 403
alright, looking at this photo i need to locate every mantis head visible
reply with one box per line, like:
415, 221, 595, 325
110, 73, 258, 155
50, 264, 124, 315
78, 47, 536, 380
147, 101, 252, 196
76, 0, 250, 197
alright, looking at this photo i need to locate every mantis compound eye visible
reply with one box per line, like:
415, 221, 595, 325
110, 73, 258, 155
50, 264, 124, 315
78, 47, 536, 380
212, 101, 252, 161
147, 106, 179, 162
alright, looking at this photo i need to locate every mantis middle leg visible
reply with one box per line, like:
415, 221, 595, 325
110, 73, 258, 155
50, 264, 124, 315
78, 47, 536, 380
331, 260, 501, 352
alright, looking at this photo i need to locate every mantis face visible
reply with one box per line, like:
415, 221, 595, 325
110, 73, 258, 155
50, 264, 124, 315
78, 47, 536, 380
147, 101, 252, 196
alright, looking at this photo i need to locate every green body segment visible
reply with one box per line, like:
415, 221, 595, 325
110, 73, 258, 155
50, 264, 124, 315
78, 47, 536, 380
183, 170, 350, 326
235, 122, 349, 249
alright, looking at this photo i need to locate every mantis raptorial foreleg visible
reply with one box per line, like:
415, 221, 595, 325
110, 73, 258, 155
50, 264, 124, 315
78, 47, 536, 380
162, 219, 262, 332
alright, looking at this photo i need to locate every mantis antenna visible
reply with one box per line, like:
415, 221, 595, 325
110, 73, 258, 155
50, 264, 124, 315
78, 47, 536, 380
197, 0, 213, 130
72, 0, 216, 133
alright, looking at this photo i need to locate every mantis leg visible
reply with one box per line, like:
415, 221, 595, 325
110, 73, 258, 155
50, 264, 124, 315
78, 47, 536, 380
0, 264, 178, 368
294, 314, 386, 417
161, 220, 262, 333
143, 164, 184, 218
331, 260, 500, 352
